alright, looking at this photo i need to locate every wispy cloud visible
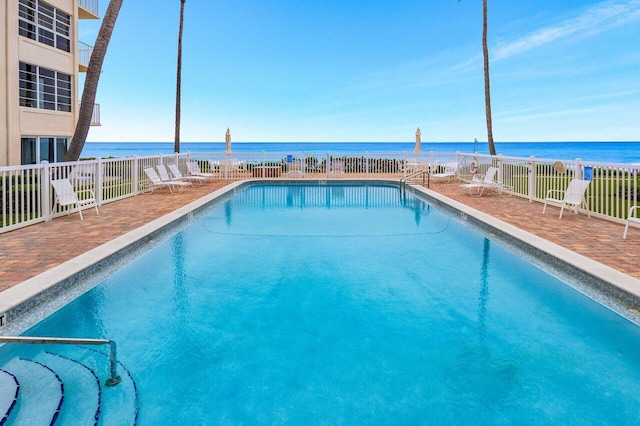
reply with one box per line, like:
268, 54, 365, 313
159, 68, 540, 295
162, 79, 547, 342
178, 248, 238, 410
493, 0, 640, 60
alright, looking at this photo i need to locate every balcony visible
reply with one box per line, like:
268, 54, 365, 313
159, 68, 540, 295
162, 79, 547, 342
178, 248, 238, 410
78, 0, 99, 19
91, 103, 101, 126
78, 41, 93, 72
78, 102, 102, 126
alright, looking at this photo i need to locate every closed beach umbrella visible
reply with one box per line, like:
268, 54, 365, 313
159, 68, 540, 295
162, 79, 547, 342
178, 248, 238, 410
225, 127, 232, 153
414, 127, 422, 154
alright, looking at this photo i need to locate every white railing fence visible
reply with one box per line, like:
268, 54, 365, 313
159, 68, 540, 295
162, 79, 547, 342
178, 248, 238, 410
1, 151, 639, 234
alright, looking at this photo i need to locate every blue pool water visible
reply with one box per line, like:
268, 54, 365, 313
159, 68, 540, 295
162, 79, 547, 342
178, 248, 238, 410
2, 183, 640, 424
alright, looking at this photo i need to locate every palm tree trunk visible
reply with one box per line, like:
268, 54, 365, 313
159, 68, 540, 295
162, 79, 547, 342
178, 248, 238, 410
65, 0, 124, 161
482, 0, 496, 155
174, 0, 186, 154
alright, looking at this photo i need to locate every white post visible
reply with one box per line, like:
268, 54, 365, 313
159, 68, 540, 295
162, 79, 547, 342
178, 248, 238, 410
41, 161, 51, 222
575, 158, 584, 180
365, 152, 369, 178
575, 158, 583, 214
96, 158, 104, 206
528, 156, 536, 203
132, 156, 139, 196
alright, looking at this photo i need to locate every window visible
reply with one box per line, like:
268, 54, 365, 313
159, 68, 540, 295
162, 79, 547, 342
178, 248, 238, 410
18, 0, 70, 53
20, 62, 73, 112
21, 137, 37, 165
21, 137, 69, 165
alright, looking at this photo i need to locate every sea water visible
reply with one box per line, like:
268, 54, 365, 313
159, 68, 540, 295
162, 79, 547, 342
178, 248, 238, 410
81, 141, 640, 164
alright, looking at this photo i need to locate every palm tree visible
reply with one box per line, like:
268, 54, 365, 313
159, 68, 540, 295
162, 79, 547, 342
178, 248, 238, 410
481, 0, 496, 155
174, 0, 186, 154
459, 0, 496, 155
65, 0, 124, 161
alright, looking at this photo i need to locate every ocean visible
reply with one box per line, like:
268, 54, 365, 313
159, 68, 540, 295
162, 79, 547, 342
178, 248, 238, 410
80, 142, 640, 164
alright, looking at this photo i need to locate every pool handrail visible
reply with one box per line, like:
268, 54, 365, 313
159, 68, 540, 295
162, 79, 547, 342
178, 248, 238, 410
400, 169, 431, 188
0, 335, 121, 386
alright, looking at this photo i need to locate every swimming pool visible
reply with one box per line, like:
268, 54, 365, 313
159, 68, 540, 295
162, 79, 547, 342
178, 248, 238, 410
2, 183, 640, 424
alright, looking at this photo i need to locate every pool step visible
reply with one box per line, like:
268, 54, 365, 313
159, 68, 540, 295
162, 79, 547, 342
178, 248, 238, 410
36, 352, 101, 425
0, 369, 19, 425
1, 358, 63, 425
0, 347, 138, 426
65, 346, 139, 426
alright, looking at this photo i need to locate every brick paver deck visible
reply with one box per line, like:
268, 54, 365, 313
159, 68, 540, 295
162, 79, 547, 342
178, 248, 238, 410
1, 179, 639, 295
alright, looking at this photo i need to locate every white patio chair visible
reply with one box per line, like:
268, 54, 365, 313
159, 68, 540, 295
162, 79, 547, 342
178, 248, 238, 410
542, 179, 591, 219
51, 178, 99, 221
460, 167, 505, 197
143, 167, 189, 193
623, 205, 640, 239
156, 164, 191, 187
188, 161, 215, 179
431, 161, 459, 183
168, 163, 207, 185
68, 164, 95, 185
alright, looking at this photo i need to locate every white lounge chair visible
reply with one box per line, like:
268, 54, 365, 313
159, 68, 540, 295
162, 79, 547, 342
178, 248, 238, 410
143, 167, 190, 193
187, 161, 215, 179
156, 164, 191, 186
51, 178, 99, 221
623, 205, 640, 239
542, 179, 591, 219
431, 161, 459, 183
168, 163, 208, 185
460, 167, 506, 197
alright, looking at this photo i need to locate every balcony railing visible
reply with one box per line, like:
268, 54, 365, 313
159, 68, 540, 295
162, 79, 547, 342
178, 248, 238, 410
91, 103, 101, 126
78, 102, 101, 126
78, 41, 93, 72
78, 0, 99, 19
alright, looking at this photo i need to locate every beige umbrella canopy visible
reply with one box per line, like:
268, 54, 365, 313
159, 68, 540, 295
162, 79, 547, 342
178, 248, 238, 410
414, 127, 422, 154
225, 127, 231, 153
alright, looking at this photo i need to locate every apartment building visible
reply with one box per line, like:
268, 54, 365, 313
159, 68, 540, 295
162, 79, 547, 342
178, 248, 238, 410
1, 0, 101, 166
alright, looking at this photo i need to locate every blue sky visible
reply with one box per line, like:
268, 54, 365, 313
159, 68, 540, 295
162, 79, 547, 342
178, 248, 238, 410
80, 0, 640, 143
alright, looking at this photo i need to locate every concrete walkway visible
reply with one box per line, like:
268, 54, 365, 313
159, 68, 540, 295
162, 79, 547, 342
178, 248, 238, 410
1, 179, 639, 295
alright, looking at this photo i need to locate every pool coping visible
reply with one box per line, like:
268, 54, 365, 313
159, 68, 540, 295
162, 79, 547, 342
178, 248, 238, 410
2, 178, 639, 333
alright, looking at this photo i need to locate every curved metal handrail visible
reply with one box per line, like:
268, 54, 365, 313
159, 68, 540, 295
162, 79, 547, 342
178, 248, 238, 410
0, 336, 120, 386
400, 169, 430, 188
